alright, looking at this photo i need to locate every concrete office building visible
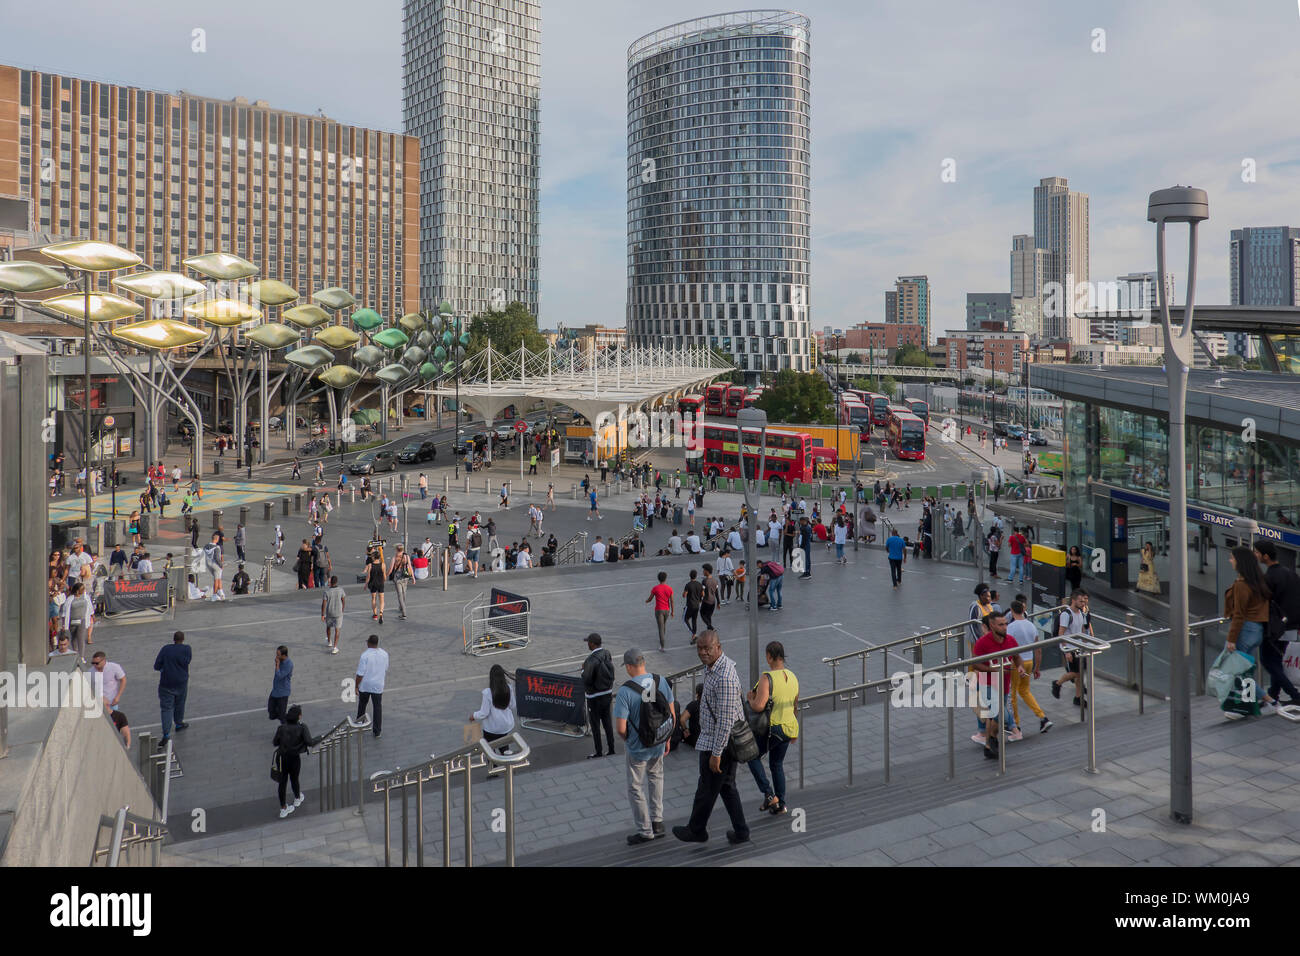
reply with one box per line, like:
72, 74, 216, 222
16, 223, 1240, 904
1228, 226, 1300, 360
1033, 176, 1089, 343
0, 65, 420, 318
404, 0, 540, 317
1090, 271, 1175, 344
627, 10, 812, 375
966, 292, 1011, 331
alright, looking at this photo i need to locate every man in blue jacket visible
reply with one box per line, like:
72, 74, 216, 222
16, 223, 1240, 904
154, 631, 192, 741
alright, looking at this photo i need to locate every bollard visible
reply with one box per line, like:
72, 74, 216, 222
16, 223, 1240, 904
571, 483, 578, 500
239, 505, 249, 527
350, 487, 356, 504
463, 476, 469, 494
282, 496, 290, 516
484, 478, 490, 495
528, 480, 533, 496
211, 509, 223, 530
294, 493, 302, 512
442, 475, 449, 493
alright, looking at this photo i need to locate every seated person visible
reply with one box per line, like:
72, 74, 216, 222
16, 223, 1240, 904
111, 709, 131, 748
754, 527, 766, 547
505, 542, 518, 567
813, 519, 829, 542
452, 548, 466, 574
668, 533, 684, 554
633, 534, 645, 557
186, 573, 209, 601
545, 533, 558, 554
621, 539, 636, 561
515, 545, 532, 569
539, 549, 556, 567
685, 532, 703, 554
231, 562, 251, 595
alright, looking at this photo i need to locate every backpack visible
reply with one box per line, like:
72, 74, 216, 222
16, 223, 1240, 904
623, 676, 673, 748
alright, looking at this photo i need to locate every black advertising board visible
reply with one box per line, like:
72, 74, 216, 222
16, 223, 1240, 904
103, 577, 170, 613
489, 587, 528, 617
515, 668, 586, 726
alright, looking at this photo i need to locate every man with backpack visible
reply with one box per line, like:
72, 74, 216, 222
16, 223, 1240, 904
614, 647, 675, 845
582, 633, 618, 759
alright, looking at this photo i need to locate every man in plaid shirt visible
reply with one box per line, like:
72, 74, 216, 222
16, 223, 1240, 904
673, 629, 751, 844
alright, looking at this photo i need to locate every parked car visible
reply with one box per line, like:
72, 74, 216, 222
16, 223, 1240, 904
992, 420, 1010, 437
396, 439, 437, 463
349, 450, 396, 474
1006, 424, 1025, 439
493, 424, 516, 441
1026, 430, 1049, 446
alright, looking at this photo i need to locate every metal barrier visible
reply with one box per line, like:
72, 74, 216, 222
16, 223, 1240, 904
135, 734, 178, 823
91, 807, 168, 867
311, 714, 372, 814
554, 531, 588, 566
462, 590, 531, 656
370, 732, 531, 867
795, 615, 1228, 790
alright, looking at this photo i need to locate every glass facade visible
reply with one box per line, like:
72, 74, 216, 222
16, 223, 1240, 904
403, 0, 540, 317
626, 11, 811, 374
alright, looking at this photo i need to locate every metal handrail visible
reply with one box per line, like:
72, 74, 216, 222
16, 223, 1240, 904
794, 615, 1227, 789
554, 531, 588, 566
92, 807, 168, 867
310, 713, 371, 815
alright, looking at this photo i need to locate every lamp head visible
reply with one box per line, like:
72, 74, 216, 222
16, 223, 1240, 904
1232, 516, 1260, 535
1147, 186, 1209, 224
736, 407, 767, 428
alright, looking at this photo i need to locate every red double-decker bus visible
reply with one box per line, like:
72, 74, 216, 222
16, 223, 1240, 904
839, 397, 871, 434
887, 411, 926, 460
905, 398, 930, 428
868, 393, 892, 427
704, 383, 728, 416
678, 394, 704, 418
690, 423, 816, 483
725, 385, 747, 417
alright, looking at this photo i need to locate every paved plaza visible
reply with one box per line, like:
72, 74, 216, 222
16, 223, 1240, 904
67, 464, 1297, 868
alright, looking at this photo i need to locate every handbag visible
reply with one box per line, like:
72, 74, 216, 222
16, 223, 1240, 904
705, 694, 760, 763
744, 673, 774, 740
270, 749, 284, 783
463, 721, 484, 745
1206, 647, 1255, 704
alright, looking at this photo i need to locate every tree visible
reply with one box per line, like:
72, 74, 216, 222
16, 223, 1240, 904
1219, 354, 1244, 369
844, 352, 864, 365
466, 301, 546, 356
755, 370, 835, 425
892, 344, 935, 368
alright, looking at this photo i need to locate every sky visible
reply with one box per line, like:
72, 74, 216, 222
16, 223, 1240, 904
2, 0, 1299, 341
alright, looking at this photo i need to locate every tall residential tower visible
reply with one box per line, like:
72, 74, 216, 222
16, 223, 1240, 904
1033, 176, 1089, 343
403, 0, 540, 317
626, 10, 812, 374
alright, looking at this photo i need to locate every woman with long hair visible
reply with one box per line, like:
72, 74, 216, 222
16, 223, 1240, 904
745, 641, 800, 815
1137, 542, 1160, 594
469, 663, 516, 745
1225, 546, 1271, 662
272, 705, 321, 818
1065, 545, 1083, 592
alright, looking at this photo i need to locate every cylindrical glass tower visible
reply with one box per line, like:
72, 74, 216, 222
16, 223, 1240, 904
627, 10, 811, 377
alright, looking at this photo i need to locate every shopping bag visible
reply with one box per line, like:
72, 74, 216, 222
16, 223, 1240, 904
1206, 648, 1255, 704
463, 721, 483, 745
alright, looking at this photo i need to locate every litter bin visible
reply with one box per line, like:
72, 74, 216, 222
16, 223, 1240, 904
212, 460, 222, 476
281, 496, 290, 516
103, 519, 125, 547
293, 493, 302, 512
139, 512, 158, 540
239, 505, 249, 526
169, 566, 188, 603
263, 501, 273, 521
211, 508, 223, 530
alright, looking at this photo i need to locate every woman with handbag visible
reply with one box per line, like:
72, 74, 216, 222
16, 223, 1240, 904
387, 545, 413, 621
272, 705, 321, 818
1137, 542, 1160, 594
745, 641, 799, 815
469, 664, 516, 748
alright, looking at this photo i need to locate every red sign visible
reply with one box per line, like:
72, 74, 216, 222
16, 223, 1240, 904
514, 420, 528, 434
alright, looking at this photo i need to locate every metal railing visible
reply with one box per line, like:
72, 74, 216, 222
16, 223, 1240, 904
462, 590, 531, 656
794, 615, 1228, 790
369, 732, 531, 867
135, 734, 177, 823
91, 807, 168, 867
554, 531, 588, 566
310, 714, 372, 814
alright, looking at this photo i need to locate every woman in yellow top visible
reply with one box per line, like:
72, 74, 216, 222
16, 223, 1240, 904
745, 641, 799, 815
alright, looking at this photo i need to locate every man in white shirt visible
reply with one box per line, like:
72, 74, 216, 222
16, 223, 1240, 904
89, 652, 126, 713
355, 634, 389, 737
516, 545, 533, 569
727, 527, 744, 552
668, 534, 684, 555
452, 549, 466, 574
685, 532, 703, 554
1007, 600, 1052, 735
590, 537, 607, 563
66, 542, 93, 578
136, 553, 154, 575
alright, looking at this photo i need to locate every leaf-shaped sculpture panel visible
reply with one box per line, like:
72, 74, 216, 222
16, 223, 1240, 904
245, 323, 301, 349
433, 345, 447, 361
183, 299, 262, 327
242, 279, 299, 306
282, 304, 331, 328
317, 364, 362, 389
312, 287, 355, 311
376, 363, 412, 386
112, 271, 207, 300
350, 307, 383, 331
43, 240, 142, 272
399, 313, 425, 333
371, 327, 409, 350
183, 252, 258, 280
284, 344, 334, 371
112, 319, 208, 350
401, 346, 426, 367
314, 325, 361, 350
44, 292, 143, 322
352, 345, 385, 368
415, 330, 433, 348
0, 262, 70, 294
419, 362, 437, 380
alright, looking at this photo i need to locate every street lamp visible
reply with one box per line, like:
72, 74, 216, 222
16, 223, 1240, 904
970, 468, 985, 586
737, 406, 768, 687
1148, 184, 1209, 826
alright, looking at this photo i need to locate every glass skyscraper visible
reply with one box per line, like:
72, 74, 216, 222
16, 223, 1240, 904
626, 10, 811, 375
403, 0, 540, 317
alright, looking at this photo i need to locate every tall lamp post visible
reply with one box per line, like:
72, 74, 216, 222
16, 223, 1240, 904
736, 406, 768, 687
1148, 185, 1208, 826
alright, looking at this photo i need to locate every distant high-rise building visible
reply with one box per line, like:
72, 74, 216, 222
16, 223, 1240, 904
404, 0, 540, 317
1228, 226, 1300, 359
1033, 177, 1089, 343
966, 292, 1011, 331
626, 11, 812, 374
887, 275, 930, 342
1091, 271, 1175, 344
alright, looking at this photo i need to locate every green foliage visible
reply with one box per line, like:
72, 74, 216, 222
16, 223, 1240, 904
755, 370, 836, 425
466, 302, 545, 356
1219, 354, 1244, 369
843, 352, 864, 365
892, 344, 935, 368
